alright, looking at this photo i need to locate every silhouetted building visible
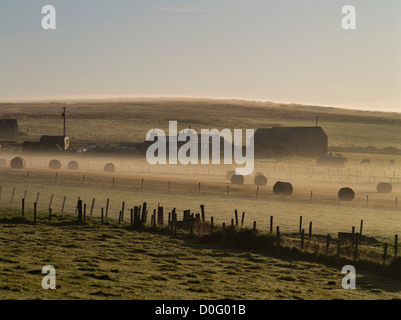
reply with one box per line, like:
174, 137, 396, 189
0, 119, 18, 140
40, 135, 69, 151
254, 127, 327, 158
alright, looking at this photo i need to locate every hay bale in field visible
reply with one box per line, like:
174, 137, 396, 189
273, 181, 293, 195
49, 159, 61, 170
10, 157, 25, 169
0, 159, 7, 167
67, 160, 79, 170
231, 174, 244, 185
254, 175, 267, 186
338, 187, 355, 201
104, 163, 115, 173
377, 182, 392, 194
225, 170, 235, 180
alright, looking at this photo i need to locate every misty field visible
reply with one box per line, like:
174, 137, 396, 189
1, 98, 401, 299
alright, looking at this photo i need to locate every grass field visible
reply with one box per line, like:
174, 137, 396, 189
1, 210, 401, 300
1, 98, 401, 300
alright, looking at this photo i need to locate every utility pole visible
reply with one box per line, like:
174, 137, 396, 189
62, 106, 66, 136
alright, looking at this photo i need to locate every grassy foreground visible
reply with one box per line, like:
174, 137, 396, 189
0, 208, 401, 300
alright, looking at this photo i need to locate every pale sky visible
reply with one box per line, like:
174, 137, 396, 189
1, 0, 400, 111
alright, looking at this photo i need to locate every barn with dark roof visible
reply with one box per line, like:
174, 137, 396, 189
253, 126, 327, 158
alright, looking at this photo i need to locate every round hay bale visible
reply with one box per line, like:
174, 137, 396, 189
67, 160, 79, 170
338, 187, 355, 201
49, 159, 61, 170
10, 157, 25, 169
273, 181, 293, 195
377, 182, 392, 194
254, 175, 267, 186
231, 174, 244, 185
104, 163, 116, 173
0, 159, 7, 168
225, 170, 236, 180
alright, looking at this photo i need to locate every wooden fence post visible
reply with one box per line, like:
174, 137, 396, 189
83, 204, 86, 220
10, 187, 15, 204
61, 196, 66, 214
301, 229, 305, 249
395, 234, 398, 257
22, 198, 25, 216
172, 208, 176, 231
105, 198, 109, 217
48, 208, 52, 221
174, 212, 177, 236
190, 213, 194, 236
360, 220, 363, 236
141, 202, 147, 223
276, 226, 280, 246
48, 194, 53, 211
235, 210, 238, 227
253, 221, 257, 232
157, 206, 164, 225
241, 212, 245, 227
200, 205, 205, 222
326, 234, 331, 255
34, 202, 37, 224
299, 216, 302, 234
101, 208, 104, 224
77, 200, 82, 221
210, 217, 214, 235
270, 216, 273, 233
383, 242, 388, 266
309, 221, 312, 240
121, 201, 125, 220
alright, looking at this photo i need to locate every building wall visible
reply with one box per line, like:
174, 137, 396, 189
254, 127, 328, 158
0, 119, 18, 140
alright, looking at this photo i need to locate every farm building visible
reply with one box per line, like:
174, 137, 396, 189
253, 126, 328, 158
40, 135, 70, 151
0, 119, 18, 140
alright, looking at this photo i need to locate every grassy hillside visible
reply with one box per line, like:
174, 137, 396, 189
1, 98, 401, 149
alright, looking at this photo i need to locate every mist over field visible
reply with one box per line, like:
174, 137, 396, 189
1, 98, 401, 301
